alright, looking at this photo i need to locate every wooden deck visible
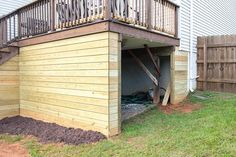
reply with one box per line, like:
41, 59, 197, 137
0, 0, 179, 49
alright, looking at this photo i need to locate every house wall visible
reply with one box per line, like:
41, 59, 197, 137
121, 51, 156, 95
19, 32, 120, 137
0, 0, 32, 17
0, 56, 19, 119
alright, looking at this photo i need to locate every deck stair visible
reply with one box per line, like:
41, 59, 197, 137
0, 45, 19, 65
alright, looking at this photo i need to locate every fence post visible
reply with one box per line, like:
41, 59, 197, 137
50, 0, 55, 31
146, 0, 152, 30
104, 0, 111, 20
203, 37, 208, 90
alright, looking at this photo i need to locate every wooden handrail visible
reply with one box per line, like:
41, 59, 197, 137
0, 0, 179, 48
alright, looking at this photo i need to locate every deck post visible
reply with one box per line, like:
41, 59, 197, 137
175, 6, 179, 38
104, 0, 111, 20
50, 0, 55, 31
4, 18, 7, 45
0, 20, 2, 48
18, 11, 21, 39
146, 0, 152, 30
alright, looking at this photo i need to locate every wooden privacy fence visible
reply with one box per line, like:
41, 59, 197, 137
197, 35, 236, 93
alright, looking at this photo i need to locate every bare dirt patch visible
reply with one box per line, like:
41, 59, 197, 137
0, 116, 106, 145
158, 103, 202, 114
0, 142, 29, 157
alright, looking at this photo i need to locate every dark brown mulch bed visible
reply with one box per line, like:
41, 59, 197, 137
0, 116, 106, 145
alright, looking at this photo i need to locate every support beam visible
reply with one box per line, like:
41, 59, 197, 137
0, 47, 11, 53
128, 50, 158, 86
144, 44, 161, 76
153, 56, 160, 104
0, 46, 19, 65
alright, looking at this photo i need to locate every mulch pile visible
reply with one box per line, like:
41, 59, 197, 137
0, 116, 106, 145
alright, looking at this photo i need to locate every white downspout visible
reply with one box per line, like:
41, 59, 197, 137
189, 0, 194, 92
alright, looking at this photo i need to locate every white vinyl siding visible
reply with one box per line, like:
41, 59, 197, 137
192, 0, 236, 53
0, 0, 32, 17
177, 0, 236, 90
177, 0, 236, 52
169, 0, 190, 51
179, 0, 191, 51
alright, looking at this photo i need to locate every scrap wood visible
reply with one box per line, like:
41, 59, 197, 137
162, 82, 171, 106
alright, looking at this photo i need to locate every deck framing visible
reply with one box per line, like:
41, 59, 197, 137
17, 20, 179, 48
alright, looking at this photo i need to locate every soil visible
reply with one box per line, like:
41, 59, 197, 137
0, 142, 29, 157
158, 103, 202, 114
0, 116, 106, 145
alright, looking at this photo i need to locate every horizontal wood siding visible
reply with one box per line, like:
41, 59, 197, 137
0, 56, 19, 119
171, 47, 188, 104
19, 32, 120, 136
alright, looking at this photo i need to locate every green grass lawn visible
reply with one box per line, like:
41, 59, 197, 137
1, 91, 236, 157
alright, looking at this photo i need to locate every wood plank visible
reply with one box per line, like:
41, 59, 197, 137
20, 47, 110, 59
20, 100, 109, 121
20, 70, 115, 77
20, 55, 109, 66
20, 62, 109, 71
20, 86, 109, 99
20, 76, 109, 84
20, 90, 109, 107
162, 83, 171, 106
197, 43, 236, 48
20, 81, 116, 92
21, 40, 111, 54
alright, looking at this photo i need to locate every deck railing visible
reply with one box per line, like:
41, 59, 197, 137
0, 0, 178, 48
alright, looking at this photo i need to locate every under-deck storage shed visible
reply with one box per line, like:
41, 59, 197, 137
0, 0, 188, 137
